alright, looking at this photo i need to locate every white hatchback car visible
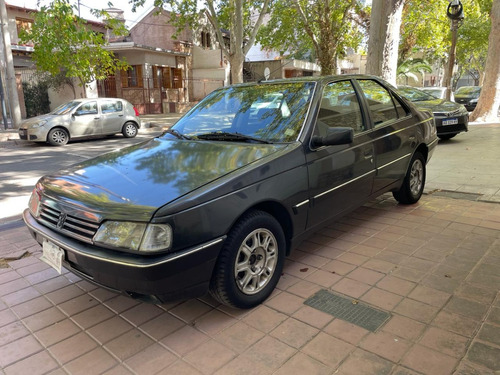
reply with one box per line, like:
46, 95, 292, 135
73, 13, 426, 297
18, 98, 141, 146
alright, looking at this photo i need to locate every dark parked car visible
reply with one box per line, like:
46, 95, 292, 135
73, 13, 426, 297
18, 98, 141, 146
398, 86, 468, 140
24, 75, 437, 309
454, 86, 481, 111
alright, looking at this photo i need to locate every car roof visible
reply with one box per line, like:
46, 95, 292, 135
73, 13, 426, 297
229, 74, 389, 87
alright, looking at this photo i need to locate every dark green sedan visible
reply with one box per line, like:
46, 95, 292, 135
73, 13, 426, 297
23, 75, 437, 309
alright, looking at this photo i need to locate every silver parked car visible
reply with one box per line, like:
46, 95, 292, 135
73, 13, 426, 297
18, 98, 141, 146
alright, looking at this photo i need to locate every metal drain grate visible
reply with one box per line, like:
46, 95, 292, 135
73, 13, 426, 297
304, 289, 391, 332
430, 190, 482, 201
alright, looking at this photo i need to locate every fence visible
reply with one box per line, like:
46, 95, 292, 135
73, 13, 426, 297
97, 76, 224, 114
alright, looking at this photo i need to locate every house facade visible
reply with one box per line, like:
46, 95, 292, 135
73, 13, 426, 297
102, 7, 229, 114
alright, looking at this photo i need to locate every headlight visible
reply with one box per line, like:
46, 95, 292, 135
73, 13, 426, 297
470, 99, 478, 104
28, 188, 41, 218
93, 221, 172, 252
30, 121, 47, 128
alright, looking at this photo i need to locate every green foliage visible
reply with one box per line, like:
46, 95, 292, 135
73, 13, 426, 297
399, 0, 492, 79
19, 0, 129, 88
22, 81, 51, 118
257, 0, 366, 75
397, 58, 433, 84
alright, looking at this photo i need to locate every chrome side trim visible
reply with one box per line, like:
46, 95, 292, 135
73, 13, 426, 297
377, 153, 412, 170
23, 209, 225, 269
293, 199, 310, 209
313, 170, 376, 199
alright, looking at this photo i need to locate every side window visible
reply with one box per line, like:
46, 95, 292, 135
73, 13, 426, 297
315, 80, 365, 137
393, 96, 409, 118
76, 102, 97, 115
357, 80, 398, 126
101, 100, 123, 114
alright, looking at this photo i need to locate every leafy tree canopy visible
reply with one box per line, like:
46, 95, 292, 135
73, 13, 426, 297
258, 0, 366, 75
20, 0, 129, 89
400, 0, 492, 84
130, 0, 271, 83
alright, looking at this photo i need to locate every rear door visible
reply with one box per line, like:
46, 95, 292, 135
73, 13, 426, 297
306, 79, 375, 228
354, 79, 417, 193
100, 99, 125, 134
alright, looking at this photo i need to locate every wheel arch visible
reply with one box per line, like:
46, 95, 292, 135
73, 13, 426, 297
237, 200, 294, 256
415, 143, 428, 163
46, 126, 70, 142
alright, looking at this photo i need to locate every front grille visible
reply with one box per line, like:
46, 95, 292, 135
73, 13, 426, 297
39, 203, 100, 243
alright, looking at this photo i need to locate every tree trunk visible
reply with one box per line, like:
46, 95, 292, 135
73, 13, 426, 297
366, 0, 405, 85
442, 21, 459, 101
470, 0, 500, 122
381, 0, 404, 85
228, 53, 244, 84
366, 0, 384, 76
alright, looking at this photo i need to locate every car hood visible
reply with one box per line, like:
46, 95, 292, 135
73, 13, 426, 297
38, 138, 287, 220
21, 114, 54, 127
412, 99, 465, 114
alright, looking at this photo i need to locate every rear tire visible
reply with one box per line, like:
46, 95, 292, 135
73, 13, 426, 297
47, 128, 69, 146
209, 210, 285, 309
122, 122, 138, 138
393, 151, 426, 204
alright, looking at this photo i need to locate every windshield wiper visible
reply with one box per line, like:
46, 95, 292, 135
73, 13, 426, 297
195, 132, 272, 144
166, 129, 191, 140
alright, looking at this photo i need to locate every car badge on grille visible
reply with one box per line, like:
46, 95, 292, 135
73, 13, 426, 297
56, 213, 67, 229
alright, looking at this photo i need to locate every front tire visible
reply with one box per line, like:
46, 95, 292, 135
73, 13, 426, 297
47, 128, 69, 146
210, 210, 286, 309
393, 151, 426, 204
122, 122, 138, 138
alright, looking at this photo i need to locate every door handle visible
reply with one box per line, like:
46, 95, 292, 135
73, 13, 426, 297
94, 117, 100, 120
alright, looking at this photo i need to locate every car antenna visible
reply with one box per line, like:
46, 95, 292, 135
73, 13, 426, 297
257, 59, 295, 83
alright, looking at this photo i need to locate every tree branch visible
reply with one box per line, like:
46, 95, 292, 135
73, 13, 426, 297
205, 0, 231, 57
243, 0, 271, 55
292, 0, 320, 54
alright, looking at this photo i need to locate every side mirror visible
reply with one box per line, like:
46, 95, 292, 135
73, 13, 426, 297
312, 127, 354, 148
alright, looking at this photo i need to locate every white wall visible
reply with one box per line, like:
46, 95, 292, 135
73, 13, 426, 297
47, 78, 97, 110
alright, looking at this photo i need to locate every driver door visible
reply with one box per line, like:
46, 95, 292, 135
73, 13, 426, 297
306, 80, 375, 228
70, 101, 101, 137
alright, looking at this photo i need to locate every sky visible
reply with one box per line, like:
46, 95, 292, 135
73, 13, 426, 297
15, 0, 155, 27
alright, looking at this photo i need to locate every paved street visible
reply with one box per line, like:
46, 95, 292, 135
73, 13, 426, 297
0, 114, 181, 223
0, 121, 499, 374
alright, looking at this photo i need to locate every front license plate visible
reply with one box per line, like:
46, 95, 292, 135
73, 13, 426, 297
442, 118, 458, 126
41, 239, 64, 274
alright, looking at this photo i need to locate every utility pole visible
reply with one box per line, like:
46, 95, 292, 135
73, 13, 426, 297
0, 0, 22, 129
0, 69, 8, 129
442, 0, 464, 101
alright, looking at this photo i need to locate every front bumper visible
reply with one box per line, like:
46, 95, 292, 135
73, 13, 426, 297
23, 209, 225, 303
18, 127, 47, 142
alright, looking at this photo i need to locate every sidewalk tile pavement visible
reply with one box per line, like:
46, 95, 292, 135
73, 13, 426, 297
1, 193, 499, 374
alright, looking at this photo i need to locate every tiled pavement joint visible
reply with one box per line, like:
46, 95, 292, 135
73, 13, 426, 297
1, 194, 500, 374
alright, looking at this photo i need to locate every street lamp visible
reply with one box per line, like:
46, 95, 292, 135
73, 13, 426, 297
443, 0, 464, 100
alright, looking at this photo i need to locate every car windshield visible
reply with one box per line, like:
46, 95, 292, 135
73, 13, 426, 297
167, 82, 315, 143
51, 101, 81, 115
455, 86, 481, 98
397, 87, 436, 102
